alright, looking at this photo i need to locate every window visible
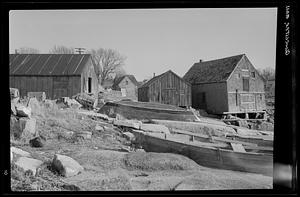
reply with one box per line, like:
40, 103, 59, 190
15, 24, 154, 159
125, 80, 128, 85
251, 72, 255, 78
242, 78, 249, 91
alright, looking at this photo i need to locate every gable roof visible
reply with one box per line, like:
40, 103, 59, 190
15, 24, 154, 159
112, 75, 139, 89
140, 70, 190, 88
102, 79, 114, 88
183, 54, 245, 84
9, 54, 91, 76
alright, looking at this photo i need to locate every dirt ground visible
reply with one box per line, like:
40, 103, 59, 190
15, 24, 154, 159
10, 100, 273, 191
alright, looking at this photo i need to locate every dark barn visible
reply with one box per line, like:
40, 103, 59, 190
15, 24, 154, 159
138, 70, 191, 107
183, 54, 266, 117
9, 54, 99, 99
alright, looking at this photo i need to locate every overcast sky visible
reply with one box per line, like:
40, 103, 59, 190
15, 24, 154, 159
9, 8, 277, 81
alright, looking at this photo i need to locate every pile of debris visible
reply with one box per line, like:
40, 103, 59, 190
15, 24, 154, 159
72, 93, 98, 110
10, 88, 45, 147
222, 114, 274, 132
56, 97, 82, 110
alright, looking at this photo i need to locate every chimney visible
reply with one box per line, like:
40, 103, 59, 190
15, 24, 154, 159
199, 59, 203, 63
153, 73, 155, 77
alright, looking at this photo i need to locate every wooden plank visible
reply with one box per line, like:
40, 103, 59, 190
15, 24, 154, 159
244, 145, 273, 151
172, 128, 258, 147
230, 143, 246, 153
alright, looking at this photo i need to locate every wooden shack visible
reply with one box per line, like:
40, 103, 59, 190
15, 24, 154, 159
112, 75, 139, 100
183, 54, 266, 118
138, 70, 191, 107
9, 54, 99, 99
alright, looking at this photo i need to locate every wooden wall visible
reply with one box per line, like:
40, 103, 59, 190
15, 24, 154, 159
80, 60, 99, 96
138, 71, 191, 107
115, 76, 138, 101
227, 55, 266, 112
138, 87, 149, 102
191, 82, 228, 114
9, 75, 81, 99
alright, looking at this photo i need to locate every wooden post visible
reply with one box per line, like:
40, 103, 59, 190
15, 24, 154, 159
245, 113, 249, 119
159, 81, 162, 103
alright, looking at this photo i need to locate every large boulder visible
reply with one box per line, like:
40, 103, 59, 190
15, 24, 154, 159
16, 105, 32, 118
52, 154, 84, 177
140, 123, 170, 134
10, 117, 37, 140
15, 157, 43, 176
29, 136, 46, 148
19, 117, 37, 137
11, 147, 31, 162
27, 97, 42, 116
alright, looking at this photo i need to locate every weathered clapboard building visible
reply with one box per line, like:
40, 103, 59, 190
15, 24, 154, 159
112, 75, 139, 100
183, 54, 266, 117
138, 70, 191, 107
9, 54, 99, 99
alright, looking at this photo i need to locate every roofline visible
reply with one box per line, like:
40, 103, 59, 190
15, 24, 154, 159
225, 54, 245, 82
139, 69, 191, 88
10, 74, 82, 77
191, 81, 227, 85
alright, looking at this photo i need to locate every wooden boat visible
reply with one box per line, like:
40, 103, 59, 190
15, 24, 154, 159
151, 119, 273, 148
98, 100, 197, 122
130, 129, 273, 176
170, 128, 273, 154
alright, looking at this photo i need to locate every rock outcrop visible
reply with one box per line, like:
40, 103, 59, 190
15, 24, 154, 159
52, 154, 84, 177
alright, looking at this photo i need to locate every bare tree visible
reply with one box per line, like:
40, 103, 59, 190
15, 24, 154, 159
16, 47, 40, 54
89, 48, 126, 85
49, 45, 75, 54
114, 67, 127, 79
257, 67, 275, 81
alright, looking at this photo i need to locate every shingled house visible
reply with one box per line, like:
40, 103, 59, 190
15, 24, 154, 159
112, 75, 139, 100
183, 54, 266, 118
138, 70, 191, 107
9, 54, 99, 99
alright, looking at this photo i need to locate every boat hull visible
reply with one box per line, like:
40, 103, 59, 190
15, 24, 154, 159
132, 130, 273, 177
98, 101, 196, 121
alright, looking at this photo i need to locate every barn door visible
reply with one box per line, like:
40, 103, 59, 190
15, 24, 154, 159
195, 92, 207, 110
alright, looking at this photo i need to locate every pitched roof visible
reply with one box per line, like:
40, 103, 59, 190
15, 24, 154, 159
9, 54, 91, 76
102, 79, 114, 88
183, 54, 245, 84
112, 75, 139, 89
140, 70, 189, 88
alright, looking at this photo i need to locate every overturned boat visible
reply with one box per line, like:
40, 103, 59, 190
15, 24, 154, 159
98, 100, 197, 122
130, 129, 273, 176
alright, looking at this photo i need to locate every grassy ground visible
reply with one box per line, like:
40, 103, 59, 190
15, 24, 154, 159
11, 100, 273, 191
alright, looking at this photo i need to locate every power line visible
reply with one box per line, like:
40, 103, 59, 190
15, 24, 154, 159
75, 47, 86, 54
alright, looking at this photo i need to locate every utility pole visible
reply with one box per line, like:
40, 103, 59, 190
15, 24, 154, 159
75, 47, 86, 54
